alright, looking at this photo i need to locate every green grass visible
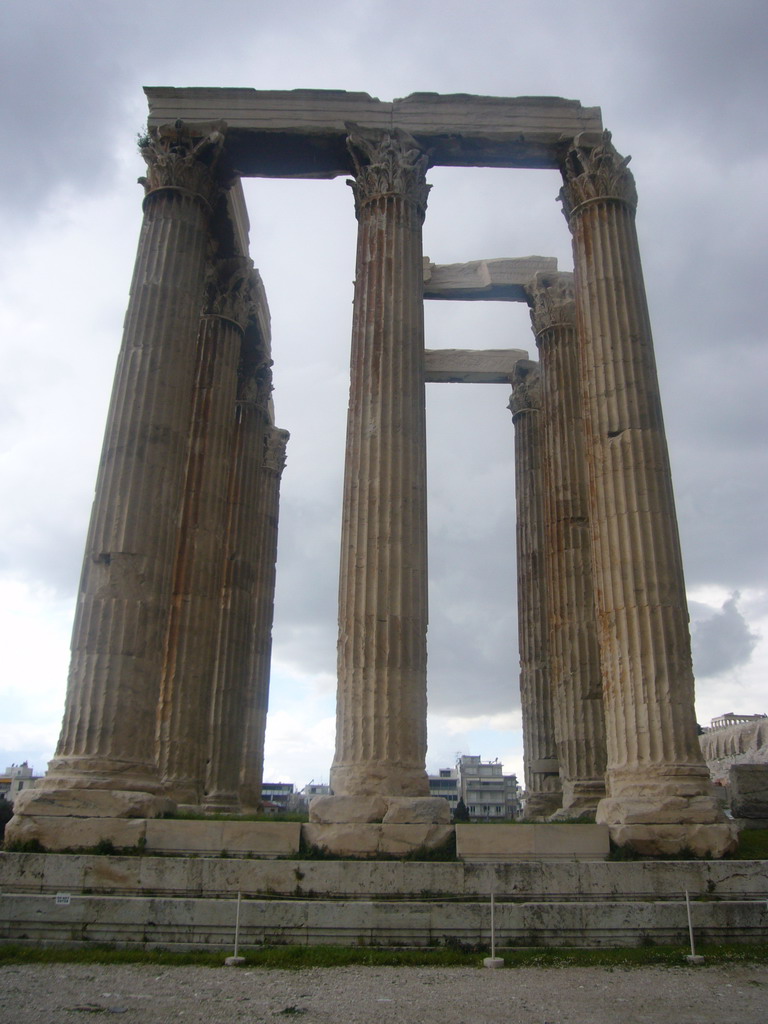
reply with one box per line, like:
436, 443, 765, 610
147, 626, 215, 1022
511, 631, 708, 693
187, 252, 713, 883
1, 943, 766, 969
730, 829, 768, 860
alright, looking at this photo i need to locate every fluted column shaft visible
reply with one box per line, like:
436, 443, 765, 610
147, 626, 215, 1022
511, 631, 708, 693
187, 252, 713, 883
157, 259, 252, 805
509, 361, 562, 818
560, 132, 720, 825
203, 345, 273, 810
239, 426, 289, 810
330, 128, 431, 798
47, 128, 225, 797
529, 272, 606, 815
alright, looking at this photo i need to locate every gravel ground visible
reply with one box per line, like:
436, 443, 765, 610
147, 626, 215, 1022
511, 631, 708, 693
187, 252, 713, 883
1, 963, 767, 1024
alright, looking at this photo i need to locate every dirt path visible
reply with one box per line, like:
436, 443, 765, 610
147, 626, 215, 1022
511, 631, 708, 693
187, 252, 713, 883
1, 963, 767, 1024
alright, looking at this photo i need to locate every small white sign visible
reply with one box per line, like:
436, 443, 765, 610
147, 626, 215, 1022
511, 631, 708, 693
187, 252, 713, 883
55, 892, 71, 906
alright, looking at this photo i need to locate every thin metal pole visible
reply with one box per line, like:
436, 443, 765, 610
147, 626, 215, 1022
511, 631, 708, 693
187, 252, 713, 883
685, 889, 695, 957
490, 875, 496, 959
233, 891, 242, 958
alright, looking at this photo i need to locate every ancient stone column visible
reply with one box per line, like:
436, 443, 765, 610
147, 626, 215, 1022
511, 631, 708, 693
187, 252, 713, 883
509, 361, 562, 818
239, 425, 289, 811
325, 126, 436, 820
559, 131, 733, 854
203, 316, 273, 811
156, 257, 253, 807
528, 271, 606, 817
20, 125, 227, 817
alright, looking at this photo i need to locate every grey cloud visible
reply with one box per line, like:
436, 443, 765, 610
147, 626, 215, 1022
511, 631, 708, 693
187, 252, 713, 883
690, 593, 760, 678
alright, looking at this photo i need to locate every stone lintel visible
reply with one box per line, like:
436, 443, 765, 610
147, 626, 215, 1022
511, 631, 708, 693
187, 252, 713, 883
425, 349, 529, 383
145, 88, 603, 176
424, 257, 559, 301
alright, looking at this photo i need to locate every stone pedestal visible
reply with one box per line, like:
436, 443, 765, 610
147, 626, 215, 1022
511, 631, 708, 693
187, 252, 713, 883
528, 272, 606, 818
16, 126, 227, 820
559, 132, 732, 854
509, 361, 562, 818
324, 127, 432, 819
157, 258, 252, 807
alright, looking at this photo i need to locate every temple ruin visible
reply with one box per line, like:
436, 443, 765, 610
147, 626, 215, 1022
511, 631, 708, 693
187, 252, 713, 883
7, 90, 736, 858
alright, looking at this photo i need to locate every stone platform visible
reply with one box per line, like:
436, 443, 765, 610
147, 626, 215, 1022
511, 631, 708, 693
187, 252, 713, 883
6, 819, 611, 860
2, 852, 766, 950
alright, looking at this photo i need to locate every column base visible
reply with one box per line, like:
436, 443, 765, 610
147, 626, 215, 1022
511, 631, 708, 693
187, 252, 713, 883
202, 793, 241, 814
523, 790, 563, 819
550, 778, 606, 821
329, 762, 431, 799
10, 786, 175, 821
609, 823, 739, 858
597, 767, 725, 826
309, 794, 451, 825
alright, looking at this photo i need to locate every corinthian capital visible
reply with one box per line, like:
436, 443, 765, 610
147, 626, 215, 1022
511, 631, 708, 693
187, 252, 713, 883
558, 130, 637, 221
346, 125, 431, 220
264, 427, 290, 475
508, 360, 542, 419
138, 121, 228, 206
526, 271, 576, 337
204, 257, 255, 330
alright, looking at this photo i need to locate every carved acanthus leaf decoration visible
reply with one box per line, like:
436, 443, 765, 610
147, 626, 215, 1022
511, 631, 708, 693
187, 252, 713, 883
204, 257, 255, 329
346, 125, 431, 220
263, 427, 290, 474
558, 130, 637, 220
508, 360, 542, 418
526, 271, 576, 337
138, 121, 228, 205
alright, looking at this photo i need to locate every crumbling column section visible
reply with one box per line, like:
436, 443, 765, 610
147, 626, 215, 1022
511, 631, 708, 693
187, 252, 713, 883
203, 291, 273, 812
509, 361, 562, 818
527, 271, 606, 817
16, 125, 227, 819
156, 257, 253, 807
559, 131, 734, 855
320, 126, 443, 824
239, 425, 290, 811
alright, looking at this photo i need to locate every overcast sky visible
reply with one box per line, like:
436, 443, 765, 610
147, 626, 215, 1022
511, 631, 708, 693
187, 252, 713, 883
1, 0, 766, 789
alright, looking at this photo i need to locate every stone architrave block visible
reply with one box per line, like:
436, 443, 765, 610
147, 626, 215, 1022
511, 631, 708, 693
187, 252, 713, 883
730, 764, 768, 818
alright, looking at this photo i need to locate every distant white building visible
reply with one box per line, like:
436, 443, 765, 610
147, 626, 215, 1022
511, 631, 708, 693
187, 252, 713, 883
428, 755, 521, 820
0, 762, 41, 803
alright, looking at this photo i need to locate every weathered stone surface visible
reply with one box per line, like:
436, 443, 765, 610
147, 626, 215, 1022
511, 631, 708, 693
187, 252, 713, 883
456, 823, 610, 861
382, 797, 452, 824
560, 131, 724, 844
730, 764, 768, 819
424, 348, 528, 383
4, 815, 147, 851
302, 823, 453, 857
330, 127, 431, 803
423, 256, 557, 301
510, 361, 562, 817
609, 824, 738, 859
529, 271, 606, 816
12, 788, 173, 819
145, 89, 603, 174
302, 823, 381, 857
309, 795, 388, 824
